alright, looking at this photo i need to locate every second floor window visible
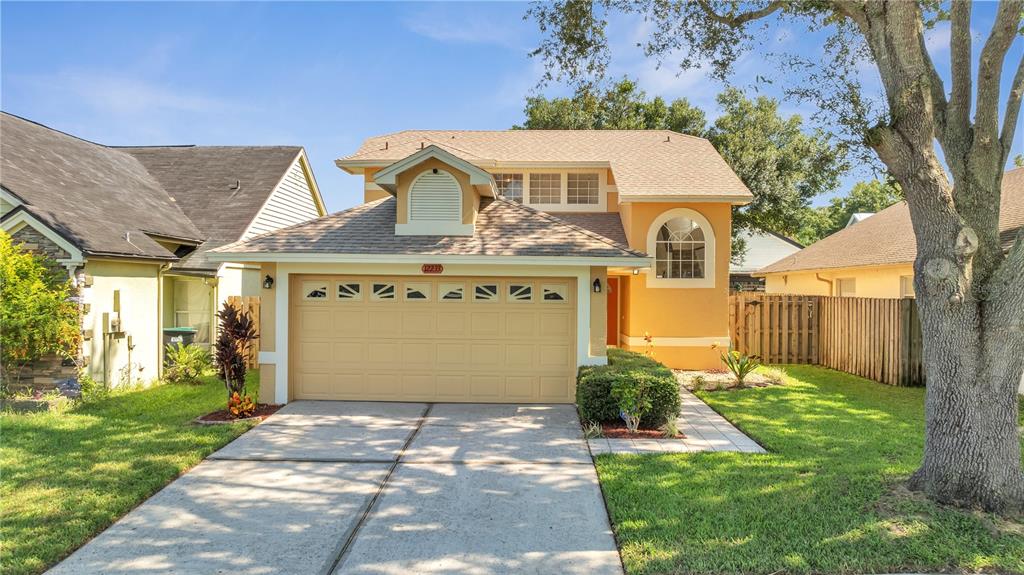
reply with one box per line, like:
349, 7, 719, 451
529, 173, 561, 204
567, 173, 599, 204
493, 173, 523, 203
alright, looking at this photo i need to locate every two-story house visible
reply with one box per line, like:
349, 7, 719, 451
210, 130, 751, 404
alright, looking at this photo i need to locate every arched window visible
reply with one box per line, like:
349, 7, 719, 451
409, 169, 461, 222
655, 217, 706, 279
645, 208, 716, 287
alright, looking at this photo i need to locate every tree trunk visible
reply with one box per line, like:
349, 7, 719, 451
908, 275, 1024, 512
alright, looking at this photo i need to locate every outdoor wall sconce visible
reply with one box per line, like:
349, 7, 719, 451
592, 278, 602, 293
263, 275, 275, 289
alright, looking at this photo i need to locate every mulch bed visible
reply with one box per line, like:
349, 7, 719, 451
194, 403, 282, 425
600, 421, 685, 440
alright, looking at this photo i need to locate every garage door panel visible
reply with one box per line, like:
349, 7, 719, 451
470, 375, 501, 399
470, 311, 501, 337
367, 310, 402, 337
333, 309, 367, 335
291, 275, 576, 403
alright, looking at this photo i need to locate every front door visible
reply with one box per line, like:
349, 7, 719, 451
606, 277, 618, 347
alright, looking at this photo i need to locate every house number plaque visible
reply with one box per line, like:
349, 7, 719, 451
421, 264, 444, 274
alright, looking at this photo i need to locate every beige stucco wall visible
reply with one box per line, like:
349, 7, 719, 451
764, 264, 915, 298
82, 259, 162, 386
258, 262, 278, 402
590, 266, 607, 358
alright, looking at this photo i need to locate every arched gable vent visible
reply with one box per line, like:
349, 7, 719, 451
409, 170, 461, 222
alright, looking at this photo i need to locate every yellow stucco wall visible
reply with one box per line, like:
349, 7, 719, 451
764, 264, 915, 298
617, 201, 733, 370
82, 260, 162, 386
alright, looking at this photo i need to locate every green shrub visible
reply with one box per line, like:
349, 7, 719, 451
164, 343, 211, 385
576, 349, 680, 428
612, 375, 653, 432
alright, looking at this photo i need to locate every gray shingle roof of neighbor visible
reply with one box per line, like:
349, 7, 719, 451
1, 112, 310, 270
1, 112, 204, 260
213, 196, 647, 260
757, 167, 1024, 275
119, 145, 304, 270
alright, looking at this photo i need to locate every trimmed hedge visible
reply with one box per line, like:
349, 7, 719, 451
576, 348, 681, 428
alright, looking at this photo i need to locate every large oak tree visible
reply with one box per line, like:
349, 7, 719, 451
530, 0, 1024, 513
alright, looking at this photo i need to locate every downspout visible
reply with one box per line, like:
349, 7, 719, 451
815, 273, 833, 295
157, 262, 171, 378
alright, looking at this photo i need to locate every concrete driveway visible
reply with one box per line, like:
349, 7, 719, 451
49, 402, 622, 575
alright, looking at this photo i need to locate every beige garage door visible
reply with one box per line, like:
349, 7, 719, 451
290, 275, 577, 403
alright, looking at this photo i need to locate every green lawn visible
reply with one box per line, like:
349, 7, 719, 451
0, 374, 259, 575
597, 365, 1024, 575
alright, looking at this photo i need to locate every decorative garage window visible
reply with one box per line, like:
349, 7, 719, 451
528, 173, 561, 204
508, 284, 533, 302
303, 282, 328, 300
474, 283, 499, 301
404, 283, 431, 301
567, 173, 599, 204
645, 208, 716, 288
439, 283, 465, 301
409, 169, 461, 222
336, 282, 362, 301
541, 284, 568, 302
493, 173, 523, 203
371, 282, 396, 301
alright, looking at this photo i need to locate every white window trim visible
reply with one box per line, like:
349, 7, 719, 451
522, 169, 608, 212
644, 207, 716, 289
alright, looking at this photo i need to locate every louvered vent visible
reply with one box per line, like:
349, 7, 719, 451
409, 170, 461, 222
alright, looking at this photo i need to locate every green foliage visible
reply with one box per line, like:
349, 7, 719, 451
1, 372, 259, 575
0, 232, 80, 387
519, 80, 846, 242
576, 349, 680, 428
214, 302, 257, 403
720, 349, 760, 387
795, 178, 904, 245
611, 373, 654, 433
163, 343, 211, 385
596, 366, 1024, 574
1015, 153, 1023, 168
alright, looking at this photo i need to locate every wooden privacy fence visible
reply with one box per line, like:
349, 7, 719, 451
226, 295, 260, 369
729, 294, 925, 386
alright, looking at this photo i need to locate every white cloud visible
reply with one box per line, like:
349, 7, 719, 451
402, 7, 529, 51
15, 70, 230, 117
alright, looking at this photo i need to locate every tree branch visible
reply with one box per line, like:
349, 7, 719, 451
694, 0, 786, 27
973, 0, 1022, 156
944, 0, 972, 175
1000, 55, 1024, 164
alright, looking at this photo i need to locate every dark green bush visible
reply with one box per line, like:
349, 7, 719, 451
576, 349, 681, 428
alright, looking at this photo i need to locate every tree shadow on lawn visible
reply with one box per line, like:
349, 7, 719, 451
596, 366, 1024, 575
0, 377, 258, 575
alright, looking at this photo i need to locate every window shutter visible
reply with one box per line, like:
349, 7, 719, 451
409, 171, 461, 222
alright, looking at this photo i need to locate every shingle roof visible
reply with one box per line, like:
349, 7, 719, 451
337, 130, 751, 200
757, 168, 1024, 275
119, 145, 303, 269
213, 197, 646, 260
548, 212, 629, 247
1, 112, 310, 269
1, 112, 203, 260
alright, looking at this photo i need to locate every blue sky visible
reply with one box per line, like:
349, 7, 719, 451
2, 1, 1020, 213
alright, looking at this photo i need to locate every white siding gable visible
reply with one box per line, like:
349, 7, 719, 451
731, 230, 802, 274
243, 156, 321, 240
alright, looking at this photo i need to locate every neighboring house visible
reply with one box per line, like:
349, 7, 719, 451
757, 167, 1023, 298
845, 212, 875, 227
210, 130, 752, 405
729, 229, 802, 291
0, 112, 325, 388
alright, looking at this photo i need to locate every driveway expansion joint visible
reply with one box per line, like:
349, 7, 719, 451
322, 402, 434, 575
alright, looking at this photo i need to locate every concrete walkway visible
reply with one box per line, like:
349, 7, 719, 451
49, 402, 622, 575
588, 387, 766, 455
